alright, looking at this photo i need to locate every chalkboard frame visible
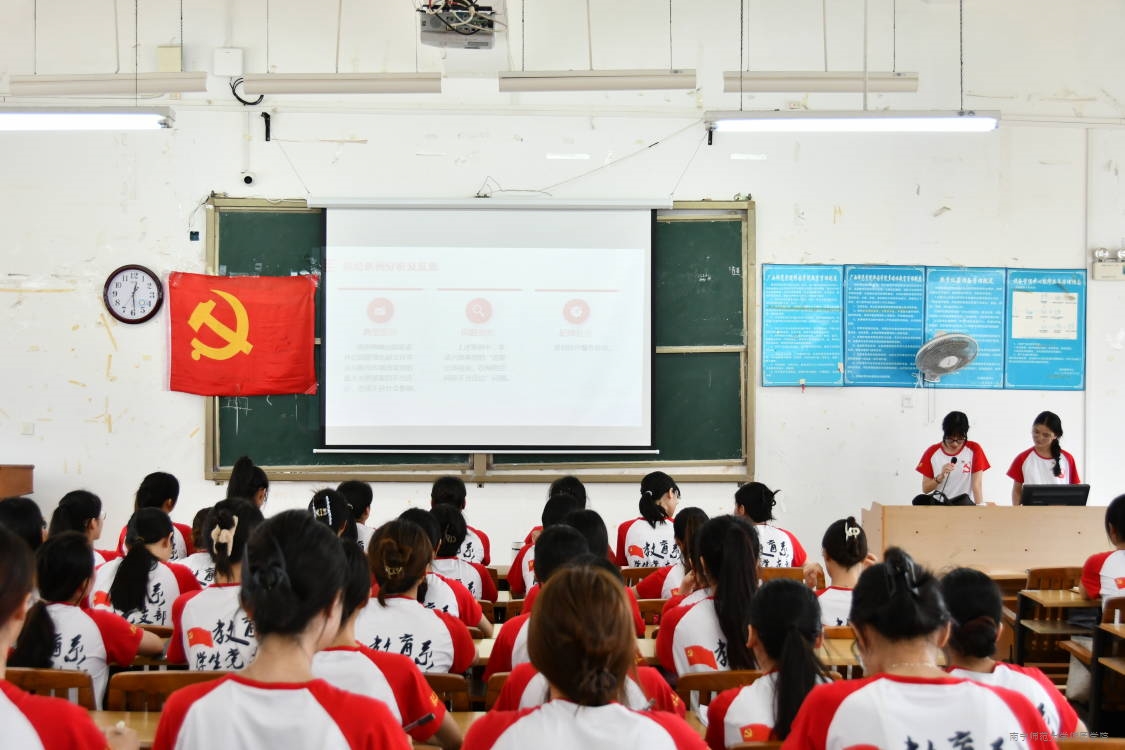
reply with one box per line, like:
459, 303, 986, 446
202, 199, 755, 483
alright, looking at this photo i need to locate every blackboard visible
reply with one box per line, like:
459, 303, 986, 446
205, 200, 753, 479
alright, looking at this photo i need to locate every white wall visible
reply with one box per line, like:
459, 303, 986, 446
2, 0, 1123, 564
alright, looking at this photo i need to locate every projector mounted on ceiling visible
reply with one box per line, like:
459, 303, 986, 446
418, 0, 499, 50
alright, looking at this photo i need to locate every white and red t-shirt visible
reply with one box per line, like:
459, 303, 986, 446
181, 551, 216, 588
168, 583, 257, 671
782, 674, 1057, 750
635, 563, 686, 600
117, 521, 194, 560
355, 523, 375, 552
312, 645, 446, 743
432, 556, 499, 602
0, 680, 110, 750
1007, 447, 1080, 487
152, 674, 412, 750
421, 572, 484, 628
755, 525, 807, 568
90, 557, 201, 627
495, 662, 685, 716
520, 583, 646, 637
815, 587, 853, 628
946, 662, 1079, 736
707, 671, 830, 749
460, 524, 491, 565
507, 543, 536, 598
656, 588, 729, 676
464, 699, 707, 750
484, 613, 531, 681
616, 518, 680, 568
916, 440, 990, 501
1081, 548, 1125, 604
92, 548, 117, 567
354, 595, 475, 674
42, 602, 144, 709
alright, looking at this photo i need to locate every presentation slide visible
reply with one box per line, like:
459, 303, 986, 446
323, 209, 652, 448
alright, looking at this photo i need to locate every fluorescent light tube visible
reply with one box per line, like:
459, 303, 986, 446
0, 108, 174, 131
8, 72, 206, 96
499, 69, 696, 92
705, 110, 999, 133
241, 73, 441, 95
722, 71, 918, 93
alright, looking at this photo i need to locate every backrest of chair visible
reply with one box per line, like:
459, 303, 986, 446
5, 668, 96, 710
730, 742, 783, 750
674, 669, 762, 707
424, 672, 471, 711
636, 599, 667, 626
478, 599, 495, 624
1102, 596, 1125, 624
622, 567, 658, 586
821, 626, 853, 640
484, 672, 509, 710
760, 567, 823, 588
106, 670, 229, 711
1026, 567, 1082, 591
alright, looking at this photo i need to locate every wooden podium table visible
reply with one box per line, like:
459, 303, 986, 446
0, 465, 33, 497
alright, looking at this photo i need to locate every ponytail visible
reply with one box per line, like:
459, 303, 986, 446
369, 520, 431, 605
47, 490, 102, 537
851, 547, 948, 640
696, 516, 760, 670
108, 508, 171, 616
207, 499, 263, 581
12, 532, 92, 668
821, 517, 868, 568
638, 471, 678, 528
940, 567, 1002, 659
1050, 439, 1063, 477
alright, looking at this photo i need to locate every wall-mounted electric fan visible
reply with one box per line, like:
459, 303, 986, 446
915, 332, 978, 383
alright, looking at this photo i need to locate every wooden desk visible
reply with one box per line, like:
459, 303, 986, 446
89, 711, 159, 749
0, 464, 33, 497
1089, 622, 1125, 732
1014, 589, 1100, 666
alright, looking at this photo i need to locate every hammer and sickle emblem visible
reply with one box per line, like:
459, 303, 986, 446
188, 289, 253, 361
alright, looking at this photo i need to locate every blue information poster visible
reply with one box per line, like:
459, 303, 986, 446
844, 265, 925, 386
924, 267, 1006, 389
1004, 269, 1086, 390
761, 265, 843, 386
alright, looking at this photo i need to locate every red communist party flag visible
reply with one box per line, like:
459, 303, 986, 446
168, 272, 317, 396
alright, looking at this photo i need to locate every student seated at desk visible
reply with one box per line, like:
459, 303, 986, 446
1082, 493, 1125, 605
464, 564, 706, 750
153, 510, 411, 750
940, 567, 1084, 736
802, 517, 871, 627
0, 496, 47, 552
309, 488, 358, 542
92, 508, 201, 627
508, 493, 582, 598
226, 455, 270, 509
11, 532, 164, 710
485, 526, 589, 682
1007, 411, 1080, 506
115, 472, 194, 560
0, 526, 139, 750
657, 515, 760, 676
168, 499, 263, 671
179, 505, 216, 587
356, 519, 476, 674
783, 548, 1056, 750
337, 480, 375, 551
47, 489, 117, 567
432, 504, 499, 602
635, 507, 708, 600
707, 579, 831, 749
521, 475, 589, 544
314, 541, 462, 750
733, 482, 806, 568
617, 471, 682, 568
432, 476, 491, 565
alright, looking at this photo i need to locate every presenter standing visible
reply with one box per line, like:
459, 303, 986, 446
915, 411, 989, 505
1007, 411, 1080, 505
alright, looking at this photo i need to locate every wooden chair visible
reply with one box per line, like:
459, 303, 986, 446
141, 625, 173, 638
674, 669, 762, 708
478, 599, 495, 625
1060, 596, 1125, 665
730, 742, 783, 750
760, 566, 824, 590
424, 672, 472, 711
822, 626, 853, 640
106, 670, 229, 711
636, 599, 667, 628
1017, 566, 1086, 684
622, 567, 659, 586
5, 668, 96, 710
484, 671, 509, 710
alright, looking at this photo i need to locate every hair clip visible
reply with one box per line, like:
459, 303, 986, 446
210, 516, 239, 552
313, 502, 333, 526
385, 565, 403, 577
884, 559, 920, 598
844, 524, 861, 540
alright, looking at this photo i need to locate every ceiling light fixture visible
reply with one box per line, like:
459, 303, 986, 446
721, 70, 918, 93
0, 107, 174, 131
499, 69, 696, 92
8, 72, 206, 96
704, 110, 999, 134
241, 73, 442, 95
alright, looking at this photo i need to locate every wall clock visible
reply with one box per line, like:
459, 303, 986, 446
103, 265, 164, 324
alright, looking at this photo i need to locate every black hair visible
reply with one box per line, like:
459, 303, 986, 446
337, 481, 374, 519
12, 531, 93, 668
135, 472, 179, 510
339, 540, 372, 623
1033, 411, 1065, 478
941, 411, 970, 439
109, 508, 173, 617
749, 579, 827, 739
563, 509, 609, 560
0, 525, 35, 655
0, 497, 46, 551
430, 476, 467, 509
534, 525, 590, 584
548, 476, 588, 506
227, 456, 269, 503
399, 508, 440, 550
1107, 494, 1125, 543
541, 493, 581, 528
309, 489, 355, 540
821, 517, 868, 568
572, 551, 626, 584
638, 471, 678, 527
693, 515, 760, 670
191, 506, 213, 551
47, 490, 102, 538
430, 503, 468, 557
206, 498, 263, 580
940, 567, 1001, 659
240, 509, 347, 636
734, 482, 778, 523
369, 519, 432, 605
850, 546, 949, 640
672, 507, 708, 575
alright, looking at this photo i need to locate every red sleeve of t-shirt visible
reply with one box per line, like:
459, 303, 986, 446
784, 529, 807, 567
308, 680, 413, 750
633, 566, 669, 600
1007, 448, 1033, 483
437, 573, 483, 627
507, 546, 530, 597
493, 662, 537, 711
165, 561, 203, 597
434, 608, 476, 674
87, 608, 144, 665
635, 665, 685, 716
174, 522, 196, 555
468, 525, 492, 566
662, 592, 687, 616
625, 587, 645, 637
615, 519, 639, 566
484, 613, 529, 681
472, 562, 499, 602
365, 648, 447, 742
915, 444, 941, 478
641, 709, 710, 749
167, 589, 204, 664
656, 600, 693, 674
781, 679, 862, 750
116, 525, 128, 555
1065, 450, 1081, 483
987, 684, 1059, 750
968, 441, 991, 472
520, 585, 540, 616
706, 687, 737, 750
1018, 663, 1080, 735
1082, 551, 1111, 599
3, 684, 110, 750
523, 526, 541, 545
463, 709, 533, 750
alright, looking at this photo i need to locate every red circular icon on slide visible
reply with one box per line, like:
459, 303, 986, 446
466, 298, 493, 324
366, 297, 394, 323
563, 299, 590, 325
